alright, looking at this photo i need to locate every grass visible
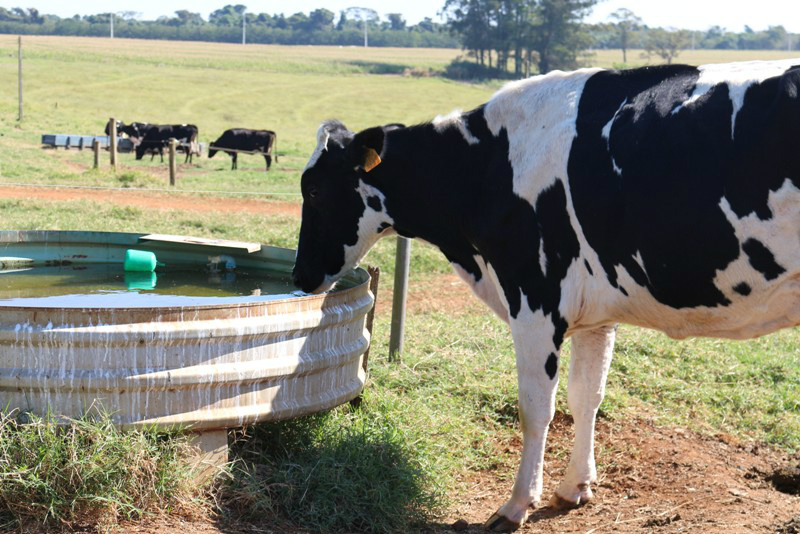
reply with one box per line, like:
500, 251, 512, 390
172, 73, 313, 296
0, 36, 798, 532
0, 411, 200, 532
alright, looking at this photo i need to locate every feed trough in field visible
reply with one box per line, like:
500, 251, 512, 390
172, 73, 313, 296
0, 230, 375, 474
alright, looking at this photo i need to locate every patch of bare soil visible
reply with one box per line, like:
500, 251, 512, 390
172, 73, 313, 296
0, 185, 300, 217
374, 273, 480, 316
443, 413, 800, 533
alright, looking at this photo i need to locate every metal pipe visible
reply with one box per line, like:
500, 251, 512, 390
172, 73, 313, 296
389, 236, 411, 361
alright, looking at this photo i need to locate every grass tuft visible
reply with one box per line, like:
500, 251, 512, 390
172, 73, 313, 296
0, 411, 203, 532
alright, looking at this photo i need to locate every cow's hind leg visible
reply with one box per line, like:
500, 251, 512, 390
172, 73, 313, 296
265, 154, 272, 171
550, 324, 615, 509
485, 307, 562, 532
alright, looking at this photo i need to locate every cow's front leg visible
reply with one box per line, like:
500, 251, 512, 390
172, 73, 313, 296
550, 324, 615, 509
485, 308, 562, 532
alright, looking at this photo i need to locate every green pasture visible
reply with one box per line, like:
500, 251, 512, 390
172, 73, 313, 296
0, 36, 491, 198
0, 37, 798, 532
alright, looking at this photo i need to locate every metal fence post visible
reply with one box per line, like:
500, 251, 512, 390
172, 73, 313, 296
389, 236, 411, 361
109, 118, 117, 170
168, 138, 177, 186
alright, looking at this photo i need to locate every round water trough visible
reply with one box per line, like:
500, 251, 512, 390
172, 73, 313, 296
0, 230, 374, 472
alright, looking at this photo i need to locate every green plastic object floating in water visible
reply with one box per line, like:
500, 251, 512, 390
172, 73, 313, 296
124, 271, 157, 291
123, 249, 165, 272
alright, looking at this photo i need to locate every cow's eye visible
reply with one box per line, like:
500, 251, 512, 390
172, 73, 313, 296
307, 187, 318, 199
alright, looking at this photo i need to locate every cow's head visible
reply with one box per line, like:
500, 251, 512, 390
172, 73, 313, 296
292, 120, 396, 293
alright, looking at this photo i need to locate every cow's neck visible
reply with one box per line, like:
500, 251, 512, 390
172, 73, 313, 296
367, 109, 506, 274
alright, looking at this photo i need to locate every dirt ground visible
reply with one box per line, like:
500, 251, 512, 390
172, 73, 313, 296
119, 413, 799, 534
0, 185, 301, 217
12, 188, 800, 533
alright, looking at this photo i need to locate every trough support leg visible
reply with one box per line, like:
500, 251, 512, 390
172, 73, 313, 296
187, 429, 228, 484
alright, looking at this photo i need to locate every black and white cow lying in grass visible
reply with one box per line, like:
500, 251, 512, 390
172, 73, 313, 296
292, 59, 800, 532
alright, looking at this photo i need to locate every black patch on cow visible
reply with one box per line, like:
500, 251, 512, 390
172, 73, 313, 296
733, 282, 752, 296
366, 195, 382, 211
566, 63, 800, 309
377, 222, 391, 233
742, 238, 786, 280
619, 286, 628, 297
584, 259, 593, 275
544, 353, 558, 380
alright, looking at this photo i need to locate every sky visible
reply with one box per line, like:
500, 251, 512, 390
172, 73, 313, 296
3, 0, 800, 33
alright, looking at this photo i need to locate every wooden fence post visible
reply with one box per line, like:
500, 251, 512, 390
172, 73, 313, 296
92, 139, 100, 169
389, 237, 411, 361
168, 138, 177, 186
109, 118, 117, 170
17, 36, 22, 122
362, 266, 380, 372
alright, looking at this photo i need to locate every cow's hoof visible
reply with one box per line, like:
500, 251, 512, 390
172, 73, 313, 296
549, 484, 592, 510
548, 493, 580, 510
484, 512, 523, 532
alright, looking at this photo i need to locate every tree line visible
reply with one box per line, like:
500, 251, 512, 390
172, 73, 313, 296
443, 1, 798, 76
0, 5, 458, 48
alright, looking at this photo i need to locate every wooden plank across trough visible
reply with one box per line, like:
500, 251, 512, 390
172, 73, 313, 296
138, 234, 262, 253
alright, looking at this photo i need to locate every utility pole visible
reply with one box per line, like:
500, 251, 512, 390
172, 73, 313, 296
242, 9, 246, 45
364, 19, 368, 47
110, 13, 114, 39
17, 36, 22, 122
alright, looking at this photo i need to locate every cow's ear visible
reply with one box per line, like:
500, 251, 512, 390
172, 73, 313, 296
347, 127, 385, 173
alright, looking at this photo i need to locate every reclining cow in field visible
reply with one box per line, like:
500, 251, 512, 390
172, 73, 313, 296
208, 128, 278, 171
135, 124, 199, 163
292, 59, 800, 531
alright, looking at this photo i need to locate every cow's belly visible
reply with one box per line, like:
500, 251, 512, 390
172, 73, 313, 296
611, 269, 800, 340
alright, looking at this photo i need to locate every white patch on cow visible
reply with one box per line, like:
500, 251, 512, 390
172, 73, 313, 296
601, 98, 627, 148
323, 181, 394, 289
611, 157, 623, 176
632, 250, 648, 281
538, 238, 547, 277
452, 256, 510, 323
484, 68, 602, 205
676, 59, 798, 137
433, 109, 480, 145
304, 124, 331, 171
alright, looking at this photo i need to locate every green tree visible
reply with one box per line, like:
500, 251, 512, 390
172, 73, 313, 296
609, 7, 641, 63
528, 0, 596, 73
644, 28, 689, 64
386, 13, 407, 31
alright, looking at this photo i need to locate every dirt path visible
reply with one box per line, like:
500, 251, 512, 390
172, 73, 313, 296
0, 185, 301, 217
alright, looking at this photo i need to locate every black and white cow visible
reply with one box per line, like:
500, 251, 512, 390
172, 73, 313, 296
135, 124, 199, 163
292, 59, 800, 532
208, 128, 278, 171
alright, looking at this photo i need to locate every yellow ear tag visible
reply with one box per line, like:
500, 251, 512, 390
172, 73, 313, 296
363, 148, 382, 172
